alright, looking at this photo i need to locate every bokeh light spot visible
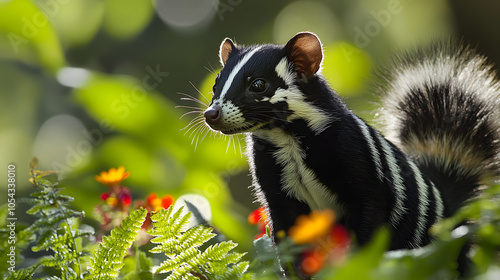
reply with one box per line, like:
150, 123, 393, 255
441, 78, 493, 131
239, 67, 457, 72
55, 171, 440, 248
155, 0, 218, 31
273, 1, 341, 44
322, 42, 373, 96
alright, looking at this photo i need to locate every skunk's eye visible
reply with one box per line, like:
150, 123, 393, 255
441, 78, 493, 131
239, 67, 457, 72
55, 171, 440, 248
250, 79, 267, 93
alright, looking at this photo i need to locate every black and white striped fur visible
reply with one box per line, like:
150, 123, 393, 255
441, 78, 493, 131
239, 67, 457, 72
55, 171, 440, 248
203, 32, 500, 254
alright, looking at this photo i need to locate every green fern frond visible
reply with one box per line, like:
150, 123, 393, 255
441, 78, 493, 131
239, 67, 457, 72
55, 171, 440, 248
149, 206, 190, 241
203, 251, 246, 276
203, 241, 238, 261
87, 207, 147, 280
39, 255, 59, 267
156, 246, 201, 272
5, 264, 41, 280
33, 229, 79, 279
149, 207, 250, 280
149, 206, 197, 257
11, 160, 91, 279
179, 226, 217, 249
216, 261, 250, 280
123, 250, 154, 280
42, 277, 63, 280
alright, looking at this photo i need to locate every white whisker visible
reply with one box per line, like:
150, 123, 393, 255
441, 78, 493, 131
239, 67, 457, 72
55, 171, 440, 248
181, 116, 205, 131
177, 92, 209, 108
179, 98, 208, 108
226, 135, 232, 153
188, 81, 211, 104
179, 110, 205, 119
176, 105, 206, 111
187, 122, 207, 138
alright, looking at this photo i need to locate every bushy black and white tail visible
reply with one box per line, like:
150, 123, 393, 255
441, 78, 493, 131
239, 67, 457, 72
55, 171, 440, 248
378, 43, 500, 216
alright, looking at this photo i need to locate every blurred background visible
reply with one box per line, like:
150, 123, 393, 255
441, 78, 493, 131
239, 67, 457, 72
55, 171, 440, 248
1, 0, 499, 249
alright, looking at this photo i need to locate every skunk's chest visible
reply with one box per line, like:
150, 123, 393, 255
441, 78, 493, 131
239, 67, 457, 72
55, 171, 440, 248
252, 128, 342, 213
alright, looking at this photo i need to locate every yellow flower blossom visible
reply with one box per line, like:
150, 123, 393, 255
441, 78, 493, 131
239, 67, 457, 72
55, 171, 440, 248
95, 166, 130, 187
105, 196, 118, 206
288, 209, 335, 245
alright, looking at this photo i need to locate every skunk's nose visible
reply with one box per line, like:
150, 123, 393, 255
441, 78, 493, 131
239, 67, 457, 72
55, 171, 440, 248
204, 106, 222, 126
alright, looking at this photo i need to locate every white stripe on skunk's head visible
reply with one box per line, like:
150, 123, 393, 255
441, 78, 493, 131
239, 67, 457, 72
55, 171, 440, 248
204, 32, 324, 134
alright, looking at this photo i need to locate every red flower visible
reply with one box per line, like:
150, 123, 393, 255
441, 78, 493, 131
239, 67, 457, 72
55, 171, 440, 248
300, 249, 327, 276
161, 195, 174, 209
100, 192, 110, 201
248, 207, 270, 239
119, 191, 132, 205
144, 193, 175, 211
99, 186, 132, 211
94, 168, 134, 232
286, 210, 351, 276
136, 192, 175, 229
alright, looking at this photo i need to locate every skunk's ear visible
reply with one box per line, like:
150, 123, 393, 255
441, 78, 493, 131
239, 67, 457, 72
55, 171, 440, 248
285, 32, 323, 82
219, 38, 236, 66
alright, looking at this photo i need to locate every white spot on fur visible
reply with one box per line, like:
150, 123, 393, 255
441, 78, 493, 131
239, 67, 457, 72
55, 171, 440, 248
245, 134, 269, 208
431, 182, 444, 222
218, 46, 263, 102
270, 87, 333, 134
275, 57, 295, 85
376, 133, 407, 226
408, 159, 429, 247
354, 116, 383, 181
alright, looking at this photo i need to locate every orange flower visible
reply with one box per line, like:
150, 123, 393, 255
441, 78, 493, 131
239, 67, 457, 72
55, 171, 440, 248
95, 166, 130, 187
300, 249, 327, 276
298, 224, 351, 275
146, 193, 175, 211
288, 209, 335, 245
248, 207, 267, 224
287, 210, 351, 276
105, 196, 118, 206
137, 193, 175, 230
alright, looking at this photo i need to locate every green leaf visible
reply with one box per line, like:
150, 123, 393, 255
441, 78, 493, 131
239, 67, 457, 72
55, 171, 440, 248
39, 255, 58, 267
322, 42, 373, 96
156, 246, 201, 274
5, 264, 40, 280
72, 72, 191, 162
150, 207, 250, 279
103, 0, 154, 39
16, 166, 89, 279
0, 0, 65, 73
123, 250, 154, 280
88, 207, 147, 279
73, 69, 251, 248
48, 0, 105, 47
178, 226, 216, 249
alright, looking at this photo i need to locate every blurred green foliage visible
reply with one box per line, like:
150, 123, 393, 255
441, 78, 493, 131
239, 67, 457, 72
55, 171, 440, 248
2, 163, 499, 278
0, 0, 64, 72
0, 0, 498, 273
